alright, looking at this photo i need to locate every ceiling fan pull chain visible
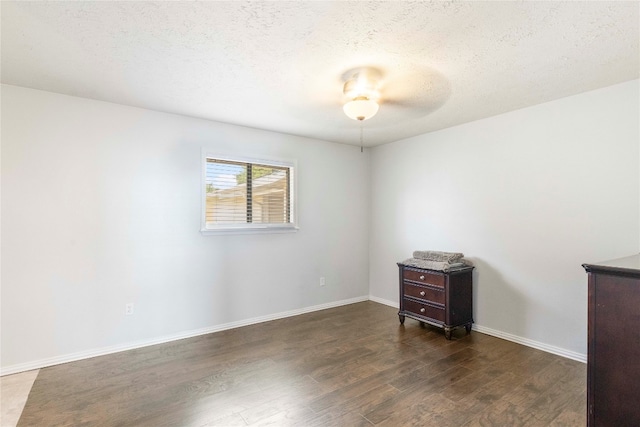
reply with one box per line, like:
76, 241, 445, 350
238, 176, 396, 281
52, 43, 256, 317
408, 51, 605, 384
360, 124, 364, 153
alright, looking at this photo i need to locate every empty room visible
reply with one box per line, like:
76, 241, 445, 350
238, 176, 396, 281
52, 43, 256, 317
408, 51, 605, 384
1, 1, 639, 426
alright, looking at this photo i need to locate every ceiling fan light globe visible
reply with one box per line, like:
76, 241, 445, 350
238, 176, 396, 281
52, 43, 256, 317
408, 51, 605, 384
343, 98, 379, 121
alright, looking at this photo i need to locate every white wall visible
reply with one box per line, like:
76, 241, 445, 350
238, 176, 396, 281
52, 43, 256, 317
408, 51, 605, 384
1, 85, 370, 372
2, 80, 638, 373
370, 80, 639, 359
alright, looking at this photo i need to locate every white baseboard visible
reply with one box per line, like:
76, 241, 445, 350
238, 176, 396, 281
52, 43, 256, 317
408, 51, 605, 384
366, 296, 586, 363
2, 296, 586, 375
368, 295, 398, 308
472, 324, 587, 363
0, 296, 369, 376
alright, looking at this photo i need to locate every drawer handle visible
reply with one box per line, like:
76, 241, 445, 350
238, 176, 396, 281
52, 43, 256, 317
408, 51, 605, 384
420, 291, 426, 296
419, 275, 425, 280
420, 308, 426, 313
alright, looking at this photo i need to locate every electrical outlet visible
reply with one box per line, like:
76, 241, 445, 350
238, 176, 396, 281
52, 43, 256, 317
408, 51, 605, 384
320, 277, 326, 287
125, 303, 134, 315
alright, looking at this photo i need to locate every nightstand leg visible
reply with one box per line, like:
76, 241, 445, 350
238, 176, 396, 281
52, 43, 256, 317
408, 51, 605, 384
444, 327, 452, 340
465, 323, 472, 334
398, 314, 405, 324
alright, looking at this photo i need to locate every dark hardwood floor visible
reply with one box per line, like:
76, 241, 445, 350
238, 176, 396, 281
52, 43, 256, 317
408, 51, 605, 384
18, 302, 585, 426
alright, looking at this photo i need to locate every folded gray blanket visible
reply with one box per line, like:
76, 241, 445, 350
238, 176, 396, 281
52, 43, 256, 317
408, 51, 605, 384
413, 250, 464, 263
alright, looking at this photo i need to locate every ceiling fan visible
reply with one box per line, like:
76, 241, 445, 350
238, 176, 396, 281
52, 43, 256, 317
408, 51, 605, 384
340, 65, 445, 122
341, 67, 383, 121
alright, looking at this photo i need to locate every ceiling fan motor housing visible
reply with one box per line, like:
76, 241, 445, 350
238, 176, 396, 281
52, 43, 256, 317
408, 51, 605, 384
343, 68, 382, 100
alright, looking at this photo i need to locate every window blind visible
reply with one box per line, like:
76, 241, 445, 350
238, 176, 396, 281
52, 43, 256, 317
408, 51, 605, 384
205, 158, 292, 227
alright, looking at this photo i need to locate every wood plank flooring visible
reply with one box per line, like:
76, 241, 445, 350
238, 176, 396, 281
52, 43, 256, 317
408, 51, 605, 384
17, 302, 586, 426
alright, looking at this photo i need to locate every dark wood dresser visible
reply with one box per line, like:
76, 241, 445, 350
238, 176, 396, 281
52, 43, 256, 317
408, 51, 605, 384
397, 263, 474, 339
583, 255, 640, 427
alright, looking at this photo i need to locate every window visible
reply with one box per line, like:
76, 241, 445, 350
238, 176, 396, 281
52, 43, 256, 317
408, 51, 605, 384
201, 153, 297, 234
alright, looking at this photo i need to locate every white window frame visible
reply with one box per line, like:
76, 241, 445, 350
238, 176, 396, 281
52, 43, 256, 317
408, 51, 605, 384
200, 150, 298, 235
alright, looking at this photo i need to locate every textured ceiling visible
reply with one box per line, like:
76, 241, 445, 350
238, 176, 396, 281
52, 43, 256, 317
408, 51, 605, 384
2, 1, 638, 147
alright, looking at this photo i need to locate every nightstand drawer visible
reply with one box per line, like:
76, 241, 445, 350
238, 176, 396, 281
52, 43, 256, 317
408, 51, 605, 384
403, 269, 445, 287
404, 282, 445, 305
403, 298, 445, 322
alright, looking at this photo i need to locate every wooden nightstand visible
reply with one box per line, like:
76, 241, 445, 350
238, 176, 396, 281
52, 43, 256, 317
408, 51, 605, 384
397, 263, 474, 339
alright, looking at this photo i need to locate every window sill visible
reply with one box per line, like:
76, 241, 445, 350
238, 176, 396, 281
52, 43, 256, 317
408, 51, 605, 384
200, 226, 299, 236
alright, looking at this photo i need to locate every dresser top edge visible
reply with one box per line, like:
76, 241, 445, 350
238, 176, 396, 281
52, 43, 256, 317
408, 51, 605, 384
583, 254, 640, 276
